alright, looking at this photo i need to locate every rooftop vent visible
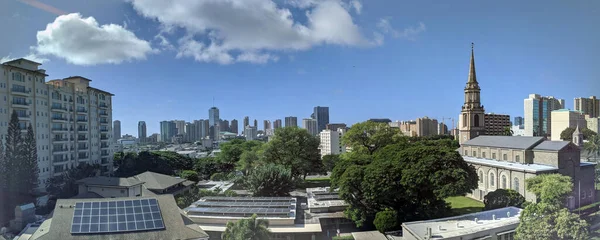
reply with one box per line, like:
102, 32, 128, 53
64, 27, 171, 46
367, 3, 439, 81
507, 212, 511, 218
474, 218, 478, 223
493, 214, 496, 220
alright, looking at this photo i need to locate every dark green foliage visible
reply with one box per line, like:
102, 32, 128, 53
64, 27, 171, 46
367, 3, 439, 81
180, 170, 199, 182
374, 210, 399, 233
222, 214, 270, 240
483, 189, 525, 210
322, 154, 340, 172
0, 136, 7, 224
560, 127, 597, 141
245, 164, 295, 197
342, 121, 403, 155
237, 146, 261, 175
23, 124, 39, 198
516, 174, 589, 240
218, 139, 263, 165
46, 163, 101, 199
194, 157, 234, 180
332, 122, 478, 227
210, 172, 236, 181
262, 127, 323, 179
175, 186, 220, 209
113, 151, 195, 177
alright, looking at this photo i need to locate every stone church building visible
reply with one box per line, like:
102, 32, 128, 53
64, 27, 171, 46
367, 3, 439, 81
458, 44, 596, 208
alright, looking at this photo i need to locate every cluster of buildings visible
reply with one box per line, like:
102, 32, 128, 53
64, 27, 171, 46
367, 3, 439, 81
0, 58, 115, 192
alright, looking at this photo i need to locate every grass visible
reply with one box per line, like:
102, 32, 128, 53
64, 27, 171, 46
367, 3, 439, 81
445, 196, 485, 216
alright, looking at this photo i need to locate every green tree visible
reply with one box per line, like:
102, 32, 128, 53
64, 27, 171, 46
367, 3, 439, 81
113, 151, 195, 177
194, 157, 234, 180
22, 124, 39, 198
246, 164, 295, 197
46, 163, 101, 199
262, 127, 323, 179
483, 189, 525, 210
180, 170, 199, 182
503, 126, 514, 136
515, 174, 589, 240
222, 214, 270, 240
322, 154, 341, 172
5, 111, 24, 221
342, 121, 402, 155
0, 137, 7, 224
237, 147, 261, 175
175, 186, 220, 208
373, 209, 399, 233
584, 135, 600, 160
560, 127, 597, 141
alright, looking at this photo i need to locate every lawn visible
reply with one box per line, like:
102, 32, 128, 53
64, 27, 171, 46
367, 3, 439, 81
445, 196, 485, 216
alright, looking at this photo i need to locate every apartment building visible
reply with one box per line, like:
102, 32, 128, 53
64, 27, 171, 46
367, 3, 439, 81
484, 113, 511, 136
273, 119, 282, 129
285, 116, 297, 127
586, 115, 599, 134
245, 126, 257, 140
138, 121, 147, 143
319, 129, 346, 157
230, 119, 238, 134
524, 94, 565, 137
574, 96, 599, 118
550, 109, 587, 141
0, 58, 114, 190
302, 118, 318, 136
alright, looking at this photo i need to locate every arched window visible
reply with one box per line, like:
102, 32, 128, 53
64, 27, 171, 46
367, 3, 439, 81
514, 178, 520, 191
463, 114, 467, 127
489, 172, 495, 187
502, 175, 507, 188
479, 170, 484, 183
474, 114, 480, 127
515, 155, 520, 163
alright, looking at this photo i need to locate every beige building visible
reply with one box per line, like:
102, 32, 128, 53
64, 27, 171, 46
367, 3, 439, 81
319, 128, 346, 157
550, 109, 586, 141
586, 115, 600, 134
575, 96, 599, 118
0, 58, 114, 191
484, 113, 511, 135
416, 117, 438, 137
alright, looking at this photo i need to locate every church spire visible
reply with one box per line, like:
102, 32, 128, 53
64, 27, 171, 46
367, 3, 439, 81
468, 43, 477, 84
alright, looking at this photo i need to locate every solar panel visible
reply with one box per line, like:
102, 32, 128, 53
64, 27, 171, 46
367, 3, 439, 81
195, 201, 290, 208
202, 196, 294, 202
71, 198, 165, 234
188, 207, 290, 215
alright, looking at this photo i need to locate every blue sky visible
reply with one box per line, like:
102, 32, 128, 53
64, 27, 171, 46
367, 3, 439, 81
1, 0, 599, 136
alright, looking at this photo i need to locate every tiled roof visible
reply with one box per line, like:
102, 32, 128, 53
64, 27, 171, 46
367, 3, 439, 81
134, 171, 186, 191
462, 136, 545, 149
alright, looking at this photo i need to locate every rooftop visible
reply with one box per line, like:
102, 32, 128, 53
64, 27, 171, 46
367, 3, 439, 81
462, 156, 558, 173
402, 207, 521, 240
533, 141, 572, 151
306, 187, 348, 210
76, 176, 144, 187
462, 136, 546, 150
30, 195, 209, 240
133, 171, 189, 191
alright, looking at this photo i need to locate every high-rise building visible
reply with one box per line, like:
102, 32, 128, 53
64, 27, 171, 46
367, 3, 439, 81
220, 119, 230, 132
209, 107, 219, 127
302, 118, 318, 136
438, 122, 448, 135
138, 121, 147, 143
524, 94, 565, 137
185, 122, 196, 142
368, 118, 392, 123
245, 126, 257, 141
273, 119, 282, 129
263, 120, 271, 131
285, 116, 297, 127
585, 115, 600, 134
326, 123, 347, 131
513, 116, 524, 127
193, 120, 203, 141
416, 117, 438, 137
313, 106, 330, 133
574, 96, 599, 118
550, 109, 587, 141
113, 120, 121, 142
458, 44, 486, 145
148, 133, 160, 143
230, 119, 238, 134
484, 113, 511, 136
0, 58, 116, 187
160, 121, 177, 142
319, 129, 346, 157
243, 116, 250, 128
253, 119, 258, 128
174, 120, 186, 135
202, 120, 210, 140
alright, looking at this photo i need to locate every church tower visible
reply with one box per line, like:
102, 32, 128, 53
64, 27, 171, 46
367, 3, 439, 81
572, 124, 584, 148
459, 43, 486, 144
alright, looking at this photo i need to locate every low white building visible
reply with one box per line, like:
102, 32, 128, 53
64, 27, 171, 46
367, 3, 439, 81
319, 129, 346, 157
511, 125, 525, 136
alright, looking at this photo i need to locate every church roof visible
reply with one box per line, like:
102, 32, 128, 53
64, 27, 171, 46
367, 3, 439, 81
468, 43, 478, 84
533, 141, 571, 151
462, 136, 546, 150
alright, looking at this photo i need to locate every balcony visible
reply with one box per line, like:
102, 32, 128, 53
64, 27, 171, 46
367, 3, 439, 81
12, 101, 29, 108
52, 127, 68, 132
52, 116, 68, 122
77, 109, 88, 113
100, 129, 108, 132
78, 155, 89, 161
99, 112, 108, 116
53, 156, 68, 163
77, 127, 88, 132
100, 137, 109, 141
53, 138, 68, 143
101, 152, 109, 157
77, 137, 88, 141
17, 114, 30, 120
51, 106, 67, 112
101, 158, 110, 164
99, 103, 109, 109
77, 119, 88, 123
78, 147, 89, 151
100, 144, 109, 148
53, 147, 69, 153
99, 120, 109, 124
11, 88, 30, 96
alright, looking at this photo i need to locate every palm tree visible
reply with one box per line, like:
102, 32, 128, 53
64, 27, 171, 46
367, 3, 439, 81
584, 135, 600, 161
503, 127, 514, 136
222, 214, 270, 240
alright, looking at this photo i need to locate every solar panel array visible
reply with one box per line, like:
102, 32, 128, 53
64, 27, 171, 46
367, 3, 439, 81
201, 196, 294, 202
195, 201, 291, 208
188, 207, 290, 214
313, 194, 341, 201
71, 198, 165, 234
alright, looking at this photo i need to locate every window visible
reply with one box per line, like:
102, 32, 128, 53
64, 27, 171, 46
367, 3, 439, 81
492, 153, 496, 159
482, 152, 486, 158
463, 114, 467, 127
464, 150, 468, 155
473, 151, 477, 157
479, 171, 484, 183
503, 154, 507, 160
515, 155, 520, 163
514, 178, 519, 191
502, 175, 507, 188
489, 172, 495, 186
583, 191, 586, 199
474, 114, 480, 127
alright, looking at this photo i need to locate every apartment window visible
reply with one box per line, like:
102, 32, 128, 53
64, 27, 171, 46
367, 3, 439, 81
503, 154, 507, 161
515, 155, 520, 163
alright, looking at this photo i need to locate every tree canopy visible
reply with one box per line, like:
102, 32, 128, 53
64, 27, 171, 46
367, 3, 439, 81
222, 214, 270, 240
332, 122, 477, 227
218, 139, 264, 165
373, 209, 399, 233
113, 151, 195, 177
262, 127, 323, 179
560, 127, 597, 141
584, 135, 600, 160
483, 189, 525, 210
46, 163, 101, 199
342, 121, 403, 155
322, 154, 341, 172
245, 164, 295, 197
516, 174, 589, 240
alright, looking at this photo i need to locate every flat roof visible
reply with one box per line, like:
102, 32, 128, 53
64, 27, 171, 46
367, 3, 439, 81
402, 207, 521, 240
351, 231, 389, 240
463, 156, 558, 173
185, 197, 296, 219
197, 223, 322, 233
306, 187, 348, 209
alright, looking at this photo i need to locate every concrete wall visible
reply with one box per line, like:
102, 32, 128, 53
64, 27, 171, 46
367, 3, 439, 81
468, 164, 538, 203
578, 165, 596, 207
461, 145, 528, 163
189, 216, 294, 226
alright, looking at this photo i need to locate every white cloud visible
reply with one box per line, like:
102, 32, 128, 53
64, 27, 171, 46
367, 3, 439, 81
129, 0, 372, 64
33, 13, 156, 65
350, 0, 362, 14
377, 18, 426, 41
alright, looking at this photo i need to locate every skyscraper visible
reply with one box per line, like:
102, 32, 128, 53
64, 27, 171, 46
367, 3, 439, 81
273, 119, 282, 129
243, 116, 250, 128
319, 129, 346, 157
524, 94, 565, 137
245, 126, 257, 141
185, 122, 196, 142
253, 119, 258, 128
202, 120, 210, 140
458, 44, 485, 145
220, 119, 230, 132
193, 120, 203, 140
313, 106, 330, 133
174, 120, 186, 135
302, 118, 318, 136
513, 116, 524, 126
574, 96, 599, 118
263, 120, 271, 131
326, 123, 347, 131
160, 121, 177, 142
138, 121, 147, 143
209, 107, 220, 127
285, 117, 298, 127
113, 120, 121, 142
230, 119, 239, 134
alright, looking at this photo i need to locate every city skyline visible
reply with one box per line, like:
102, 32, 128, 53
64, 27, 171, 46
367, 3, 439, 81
2, 1, 599, 136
